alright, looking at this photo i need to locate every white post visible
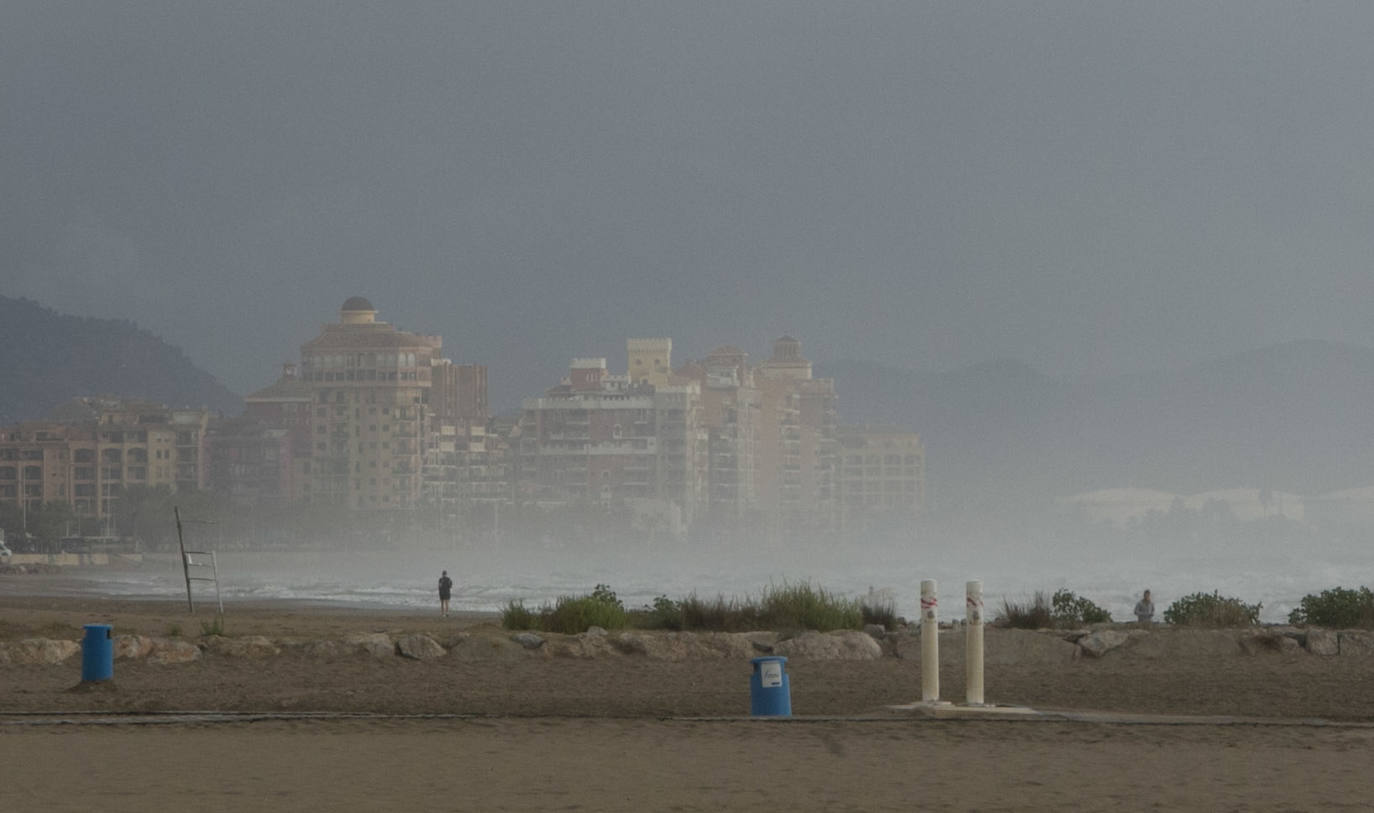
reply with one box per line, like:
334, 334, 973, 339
965, 580, 984, 706
920, 579, 939, 703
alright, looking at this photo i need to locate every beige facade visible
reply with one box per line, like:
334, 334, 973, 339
834, 425, 925, 533
293, 298, 440, 510
753, 337, 838, 536
0, 398, 210, 528
517, 353, 705, 525
627, 337, 673, 388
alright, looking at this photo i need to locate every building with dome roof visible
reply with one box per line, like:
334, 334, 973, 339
236, 298, 498, 514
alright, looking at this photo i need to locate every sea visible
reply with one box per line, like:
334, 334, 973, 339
31, 531, 1374, 624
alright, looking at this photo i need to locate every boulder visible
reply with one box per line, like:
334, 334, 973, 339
396, 634, 446, 660
148, 639, 202, 665
1239, 631, 1301, 655
744, 631, 779, 654
1339, 631, 1374, 656
1121, 629, 1242, 659
1305, 629, 1339, 656
545, 633, 616, 659
511, 632, 545, 650
444, 631, 526, 660
1077, 629, 1131, 658
693, 632, 757, 659
344, 633, 396, 658
585, 626, 608, 637
203, 635, 281, 659
7, 638, 81, 665
773, 630, 882, 661
114, 635, 157, 660
986, 629, 1080, 665
299, 639, 351, 658
610, 631, 760, 660
610, 631, 685, 659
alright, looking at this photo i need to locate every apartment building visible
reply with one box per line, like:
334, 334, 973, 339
0, 398, 211, 528
834, 424, 926, 533
752, 337, 838, 536
291, 297, 440, 510
517, 347, 705, 527
674, 346, 758, 521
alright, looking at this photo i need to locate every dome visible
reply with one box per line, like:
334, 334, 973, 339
341, 296, 375, 312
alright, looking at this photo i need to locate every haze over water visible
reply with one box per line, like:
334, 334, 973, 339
52, 528, 1370, 625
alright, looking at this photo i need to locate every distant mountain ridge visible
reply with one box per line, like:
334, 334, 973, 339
0, 296, 242, 422
819, 339, 1374, 508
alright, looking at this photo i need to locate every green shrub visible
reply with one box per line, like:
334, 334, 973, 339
199, 615, 225, 637
760, 582, 862, 632
627, 595, 685, 630
996, 591, 1053, 629
1288, 586, 1374, 628
1051, 589, 1112, 625
541, 583, 627, 634
1163, 591, 1260, 627
501, 599, 539, 630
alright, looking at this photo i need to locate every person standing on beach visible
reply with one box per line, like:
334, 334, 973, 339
1134, 590, 1154, 625
438, 570, 454, 617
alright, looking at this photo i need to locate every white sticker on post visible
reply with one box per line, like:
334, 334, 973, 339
760, 661, 783, 688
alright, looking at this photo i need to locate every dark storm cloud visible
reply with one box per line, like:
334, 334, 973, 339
4, 2, 1374, 406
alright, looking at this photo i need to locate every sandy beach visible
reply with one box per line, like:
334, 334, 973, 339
4, 590, 1374, 810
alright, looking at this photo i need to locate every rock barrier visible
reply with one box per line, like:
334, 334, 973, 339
5, 626, 1374, 668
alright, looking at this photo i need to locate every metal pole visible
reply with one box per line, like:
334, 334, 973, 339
965, 580, 985, 706
175, 506, 193, 614
212, 550, 224, 616
920, 579, 939, 703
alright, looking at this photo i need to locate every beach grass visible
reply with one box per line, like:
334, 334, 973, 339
996, 591, 1054, 629
506, 582, 868, 633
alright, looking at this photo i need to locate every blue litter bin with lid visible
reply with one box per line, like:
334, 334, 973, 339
82, 624, 113, 682
749, 655, 791, 717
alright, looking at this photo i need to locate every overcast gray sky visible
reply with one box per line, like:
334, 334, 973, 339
4, 2, 1374, 408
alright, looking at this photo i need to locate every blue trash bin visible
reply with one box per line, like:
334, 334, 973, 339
82, 624, 113, 683
749, 655, 791, 717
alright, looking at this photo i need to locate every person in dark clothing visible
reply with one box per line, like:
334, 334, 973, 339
438, 570, 454, 617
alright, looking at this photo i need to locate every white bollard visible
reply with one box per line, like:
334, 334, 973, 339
920, 579, 939, 703
965, 580, 984, 706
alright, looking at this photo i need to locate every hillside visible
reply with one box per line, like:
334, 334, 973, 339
821, 340, 1374, 508
0, 296, 242, 422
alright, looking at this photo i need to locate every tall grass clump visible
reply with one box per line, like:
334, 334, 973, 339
501, 599, 539, 631
542, 584, 627, 634
677, 594, 762, 632
996, 591, 1053, 629
1163, 591, 1260, 627
859, 596, 899, 631
1050, 589, 1112, 625
1288, 586, 1374, 628
760, 582, 862, 632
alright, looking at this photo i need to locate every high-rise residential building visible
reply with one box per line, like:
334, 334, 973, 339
244, 298, 505, 522
292, 297, 441, 510
834, 425, 926, 533
675, 346, 759, 521
517, 349, 704, 532
423, 359, 502, 529
753, 337, 838, 536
